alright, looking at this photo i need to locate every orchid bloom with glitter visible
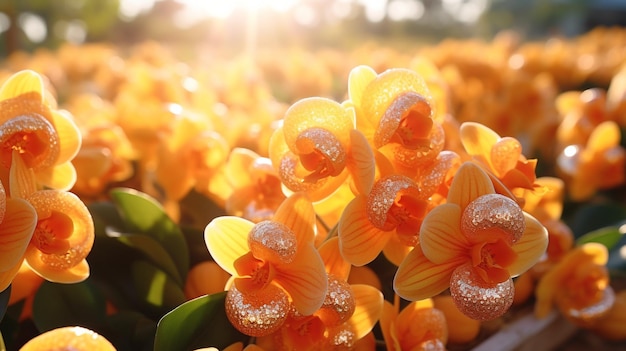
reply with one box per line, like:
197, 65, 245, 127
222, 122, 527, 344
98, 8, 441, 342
268, 97, 375, 202
380, 298, 448, 351
256, 237, 383, 350
535, 242, 615, 327
460, 122, 540, 199
394, 162, 548, 320
347, 65, 446, 173
204, 192, 328, 337
0, 70, 82, 191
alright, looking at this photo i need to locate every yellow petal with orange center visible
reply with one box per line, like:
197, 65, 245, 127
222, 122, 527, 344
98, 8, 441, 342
348, 284, 384, 340
274, 243, 327, 316
49, 110, 81, 164
318, 237, 351, 280
394, 245, 466, 301
419, 203, 469, 264
0, 70, 44, 101
35, 162, 77, 191
447, 162, 495, 209
507, 213, 548, 277
338, 196, 392, 266
273, 192, 316, 246
204, 216, 254, 276
0, 198, 37, 272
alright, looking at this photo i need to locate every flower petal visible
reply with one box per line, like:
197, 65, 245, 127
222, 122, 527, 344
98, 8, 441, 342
25, 254, 90, 284
348, 284, 384, 340
0, 70, 44, 101
348, 65, 377, 108
447, 162, 495, 209
318, 237, 351, 280
338, 196, 391, 266
394, 245, 465, 301
382, 234, 413, 267
0, 258, 24, 292
226, 148, 258, 188
204, 216, 254, 275
419, 203, 469, 264
273, 192, 316, 246
274, 243, 327, 315
10, 150, 38, 199
50, 110, 82, 164
0, 198, 37, 271
588, 121, 620, 152
35, 162, 77, 191
459, 122, 499, 159
347, 129, 375, 196
507, 213, 549, 277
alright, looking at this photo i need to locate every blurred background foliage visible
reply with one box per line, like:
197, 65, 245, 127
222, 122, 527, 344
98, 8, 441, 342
1, 0, 625, 57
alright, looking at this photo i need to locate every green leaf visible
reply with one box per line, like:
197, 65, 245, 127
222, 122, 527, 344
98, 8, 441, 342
32, 280, 106, 333
0, 285, 10, 323
154, 292, 247, 351
131, 260, 186, 316
114, 233, 183, 286
110, 188, 189, 281
105, 311, 157, 351
567, 203, 626, 238
575, 226, 625, 250
88, 201, 127, 238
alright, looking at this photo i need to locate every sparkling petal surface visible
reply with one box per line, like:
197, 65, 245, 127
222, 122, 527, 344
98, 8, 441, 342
225, 284, 289, 337
248, 220, 297, 265
461, 193, 525, 245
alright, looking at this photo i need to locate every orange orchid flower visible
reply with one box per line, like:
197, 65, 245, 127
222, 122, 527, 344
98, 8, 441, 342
223, 147, 286, 223
204, 192, 328, 337
268, 97, 375, 202
557, 120, 626, 201
459, 121, 540, 198
380, 297, 448, 351
0, 70, 82, 191
394, 162, 548, 321
347, 65, 445, 171
535, 243, 614, 327
256, 237, 383, 350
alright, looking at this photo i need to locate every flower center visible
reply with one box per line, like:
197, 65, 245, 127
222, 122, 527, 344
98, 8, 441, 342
33, 210, 74, 255
471, 238, 517, 285
234, 252, 276, 293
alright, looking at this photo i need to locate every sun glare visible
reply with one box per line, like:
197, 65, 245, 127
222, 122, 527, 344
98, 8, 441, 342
175, 0, 301, 20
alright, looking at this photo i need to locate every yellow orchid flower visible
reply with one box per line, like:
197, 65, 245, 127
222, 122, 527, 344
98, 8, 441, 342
256, 237, 383, 350
0, 70, 81, 191
204, 193, 328, 337
557, 120, 626, 201
460, 122, 540, 201
380, 297, 448, 351
394, 162, 548, 321
268, 97, 375, 202
223, 147, 286, 223
535, 243, 614, 327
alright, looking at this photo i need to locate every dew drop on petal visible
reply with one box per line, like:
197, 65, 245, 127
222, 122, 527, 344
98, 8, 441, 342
461, 194, 525, 244
225, 284, 290, 337
0, 114, 60, 169
325, 324, 356, 350
248, 220, 297, 264
317, 274, 355, 327
449, 263, 514, 321
366, 174, 418, 230
295, 127, 347, 178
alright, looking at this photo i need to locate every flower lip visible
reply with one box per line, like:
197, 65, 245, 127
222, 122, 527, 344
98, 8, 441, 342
375, 91, 433, 149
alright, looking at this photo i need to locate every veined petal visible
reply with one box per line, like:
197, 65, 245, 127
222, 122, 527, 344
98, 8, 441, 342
25, 253, 89, 283
273, 192, 316, 246
380, 301, 402, 351
0, 258, 24, 292
459, 122, 499, 160
274, 243, 327, 315
394, 245, 465, 301
0, 198, 36, 271
318, 237, 351, 280
348, 65, 377, 108
0, 70, 44, 100
508, 213, 548, 277
447, 162, 495, 209
10, 150, 37, 199
419, 203, 469, 264
347, 129, 375, 196
348, 284, 384, 340
338, 196, 392, 266
382, 234, 413, 267
50, 110, 82, 164
204, 216, 254, 275
35, 162, 77, 191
